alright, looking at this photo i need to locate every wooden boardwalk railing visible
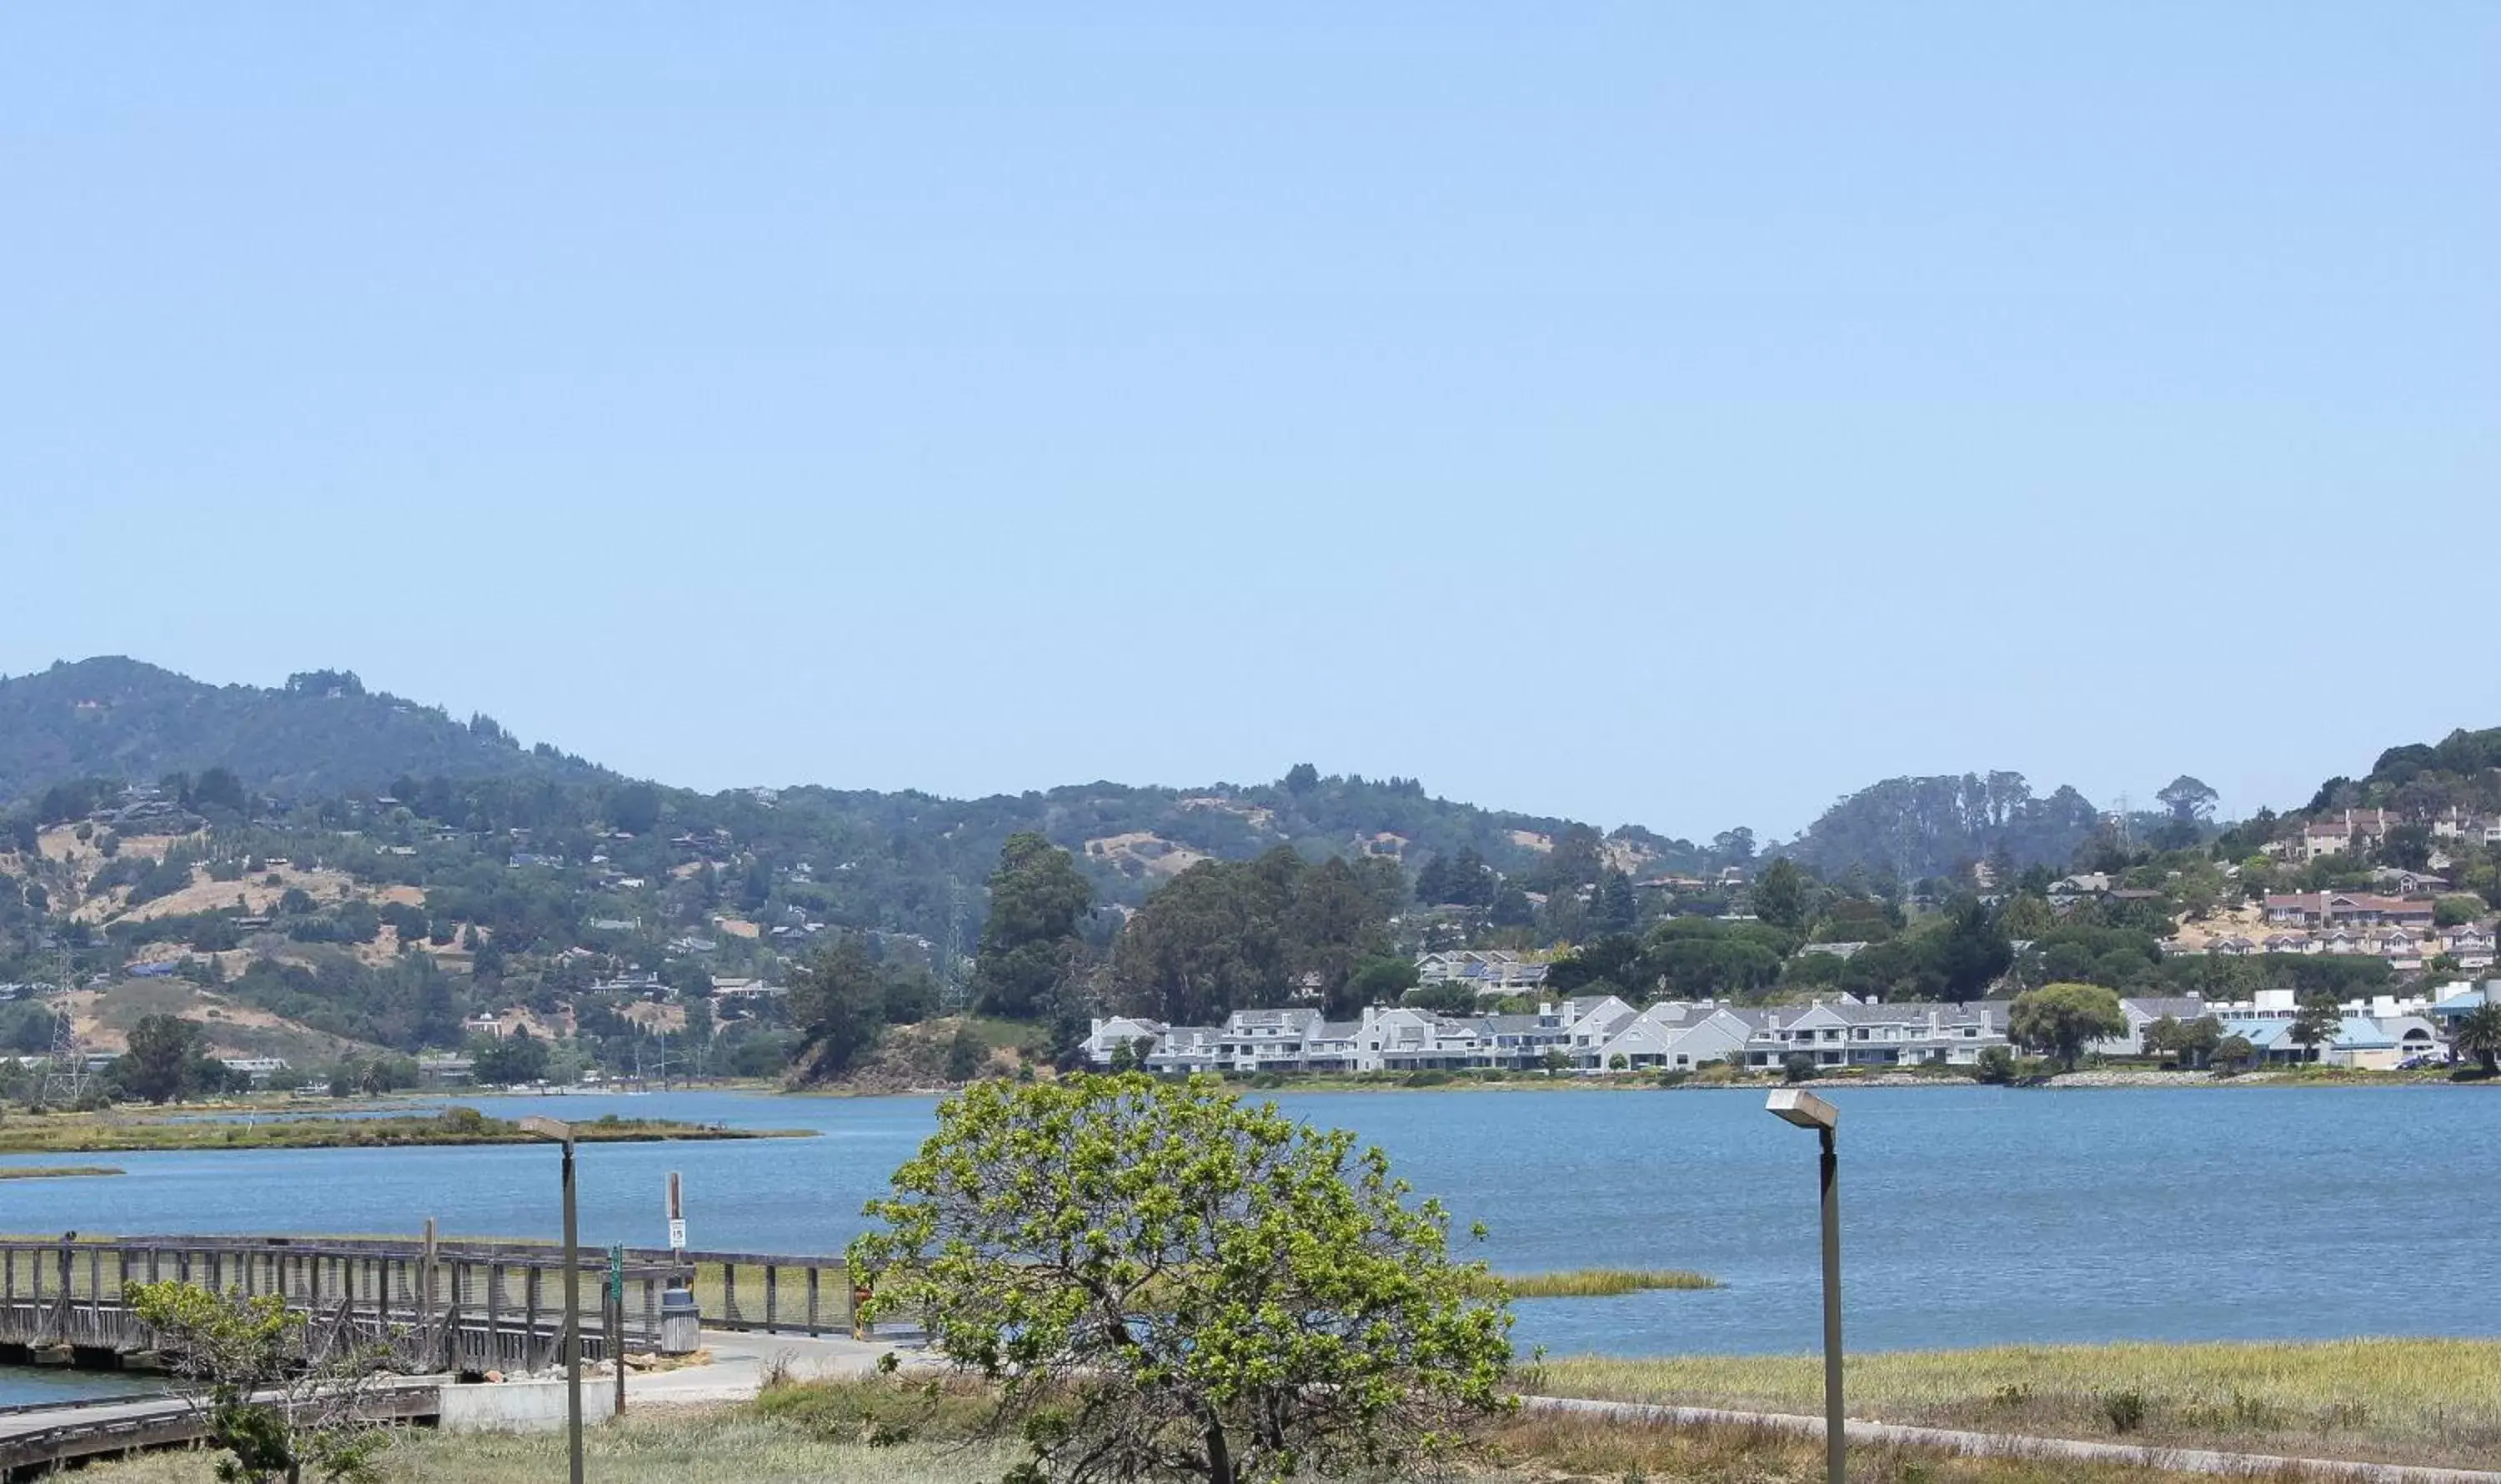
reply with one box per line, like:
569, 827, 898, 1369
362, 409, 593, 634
0, 1232, 859, 1373
0, 1379, 445, 1481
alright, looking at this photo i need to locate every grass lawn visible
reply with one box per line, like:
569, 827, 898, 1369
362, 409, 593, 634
1535, 1337, 2501, 1470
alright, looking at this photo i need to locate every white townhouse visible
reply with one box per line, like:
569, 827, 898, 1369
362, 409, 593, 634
1082, 1015, 1168, 1065
1591, 1004, 1753, 1071
1116, 995, 1646, 1075
1741, 1000, 2009, 1070
1563, 996, 1640, 1060
2088, 996, 2212, 1058
1141, 1024, 1226, 1074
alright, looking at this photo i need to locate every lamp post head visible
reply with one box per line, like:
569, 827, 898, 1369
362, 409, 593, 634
1765, 1088, 1838, 1131
519, 1115, 575, 1144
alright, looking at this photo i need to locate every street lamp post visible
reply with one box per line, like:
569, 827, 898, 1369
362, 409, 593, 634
1766, 1088, 1843, 1484
520, 1116, 584, 1484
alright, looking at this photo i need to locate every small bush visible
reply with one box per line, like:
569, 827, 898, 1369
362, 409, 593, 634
436, 1106, 494, 1136
1990, 1383, 2033, 1409
1782, 1054, 1817, 1084
1972, 1046, 2017, 1085
1401, 1070, 1453, 1087
2101, 1389, 2148, 1434
2320, 1399, 2371, 1430
751, 1374, 993, 1446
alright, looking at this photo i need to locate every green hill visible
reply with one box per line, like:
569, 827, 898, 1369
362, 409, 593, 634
0, 657, 610, 805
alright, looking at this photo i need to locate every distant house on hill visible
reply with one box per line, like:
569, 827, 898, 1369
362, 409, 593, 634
2263, 892, 2435, 930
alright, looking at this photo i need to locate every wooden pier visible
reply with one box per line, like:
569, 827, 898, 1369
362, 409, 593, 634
0, 1232, 857, 1376
0, 1380, 445, 1480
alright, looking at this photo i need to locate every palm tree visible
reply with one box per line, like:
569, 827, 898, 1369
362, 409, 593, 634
2452, 1004, 2501, 1076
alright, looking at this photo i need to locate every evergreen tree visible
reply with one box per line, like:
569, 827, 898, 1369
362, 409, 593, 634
970, 833, 1094, 1019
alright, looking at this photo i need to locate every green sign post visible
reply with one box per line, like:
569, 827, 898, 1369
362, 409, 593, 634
607, 1242, 626, 1417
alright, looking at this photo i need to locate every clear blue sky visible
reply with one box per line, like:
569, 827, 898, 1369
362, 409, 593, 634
4, 6, 2493, 840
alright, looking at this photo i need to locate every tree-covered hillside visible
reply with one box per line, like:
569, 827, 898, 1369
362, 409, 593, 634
2311, 727, 2501, 818
0, 658, 609, 804
0, 659, 1734, 913
1787, 773, 2107, 882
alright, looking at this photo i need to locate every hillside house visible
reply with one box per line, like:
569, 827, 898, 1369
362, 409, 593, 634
2298, 809, 2402, 861
2263, 892, 2436, 930
2371, 868, 2451, 895
1415, 950, 1550, 997
2441, 925, 2497, 969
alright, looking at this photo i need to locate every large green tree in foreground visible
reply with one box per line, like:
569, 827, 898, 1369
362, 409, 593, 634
848, 1074, 1513, 1484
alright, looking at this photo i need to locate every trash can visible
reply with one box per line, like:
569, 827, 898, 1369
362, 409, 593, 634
659, 1286, 700, 1356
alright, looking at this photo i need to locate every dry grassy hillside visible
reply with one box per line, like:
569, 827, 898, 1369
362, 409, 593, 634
64, 980, 384, 1066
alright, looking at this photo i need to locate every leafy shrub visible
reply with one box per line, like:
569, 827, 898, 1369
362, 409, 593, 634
2101, 1389, 2148, 1434
1972, 1046, 2017, 1085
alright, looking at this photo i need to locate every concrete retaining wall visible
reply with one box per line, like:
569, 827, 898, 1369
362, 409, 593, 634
439, 1377, 619, 1434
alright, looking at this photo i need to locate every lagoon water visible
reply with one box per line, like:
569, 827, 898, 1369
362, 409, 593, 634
3, 1084, 2491, 1398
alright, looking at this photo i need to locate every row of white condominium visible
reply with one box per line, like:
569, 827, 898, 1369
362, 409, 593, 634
1086, 982, 2501, 1076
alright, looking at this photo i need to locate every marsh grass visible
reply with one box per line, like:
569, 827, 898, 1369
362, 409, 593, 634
1491, 1267, 1722, 1299
0, 1164, 122, 1178
0, 1107, 805, 1156
1533, 1337, 2501, 1469
72, 1411, 1024, 1484
75, 1400, 2261, 1484
751, 1372, 998, 1444
1479, 1409, 2265, 1482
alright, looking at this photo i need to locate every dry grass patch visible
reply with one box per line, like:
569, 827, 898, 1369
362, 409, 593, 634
1483, 1409, 2229, 1482
1536, 1338, 2501, 1470
73, 1411, 1021, 1484
76, 1376, 2348, 1484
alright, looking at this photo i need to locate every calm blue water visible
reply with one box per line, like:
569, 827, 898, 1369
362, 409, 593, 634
2, 1084, 2490, 1397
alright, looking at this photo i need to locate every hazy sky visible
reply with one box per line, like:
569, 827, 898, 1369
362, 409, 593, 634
4, 6, 2493, 840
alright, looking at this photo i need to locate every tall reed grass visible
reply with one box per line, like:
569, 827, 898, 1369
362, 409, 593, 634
1534, 1337, 2501, 1469
1491, 1266, 1722, 1298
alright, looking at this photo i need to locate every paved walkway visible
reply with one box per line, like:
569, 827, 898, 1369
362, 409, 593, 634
622, 1328, 913, 1407
1525, 1394, 2501, 1483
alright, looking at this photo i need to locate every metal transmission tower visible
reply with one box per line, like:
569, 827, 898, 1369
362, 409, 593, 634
41, 958, 93, 1107
938, 877, 970, 1015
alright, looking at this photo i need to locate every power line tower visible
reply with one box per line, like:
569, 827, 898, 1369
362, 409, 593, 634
938, 876, 970, 1015
41, 956, 93, 1107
